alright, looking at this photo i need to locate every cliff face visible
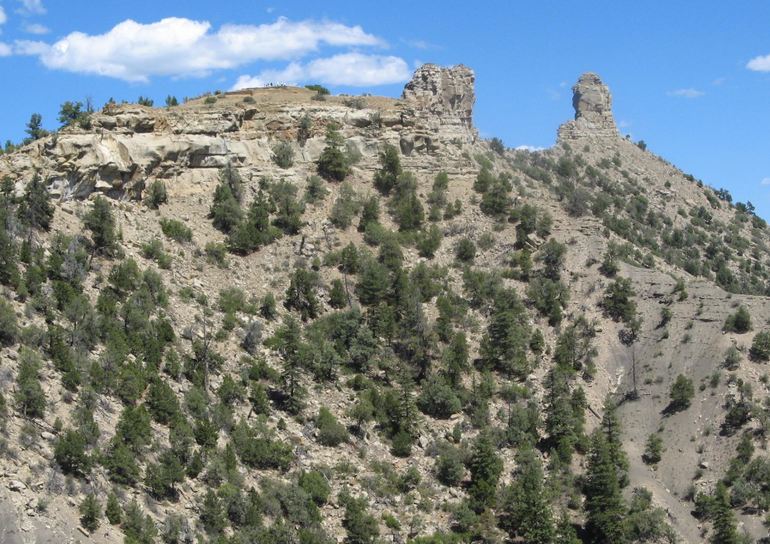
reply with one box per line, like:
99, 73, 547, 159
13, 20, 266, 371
0, 64, 477, 201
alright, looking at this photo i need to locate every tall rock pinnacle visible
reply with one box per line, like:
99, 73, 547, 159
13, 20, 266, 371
558, 72, 618, 142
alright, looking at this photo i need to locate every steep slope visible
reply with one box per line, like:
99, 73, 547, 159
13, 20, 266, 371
0, 65, 768, 543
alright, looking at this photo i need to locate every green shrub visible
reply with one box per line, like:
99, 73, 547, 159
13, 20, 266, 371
141, 238, 171, 269
298, 470, 331, 506
601, 277, 637, 324
272, 141, 295, 168
84, 196, 117, 253
455, 238, 476, 263
668, 375, 694, 412
316, 407, 349, 447
317, 125, 349, 181
724, 306, 752, 333
54, 429, 90, 475
435, 443, 465, 487
79, 494, 101, 532
373, 145, 401, 195
329, 183, 360, 228
305, 84, 330, 96
750, 331, 770, 362
15, 348, 46, 418
0, 299, 18, 346
304, 175, 328, 203
105, 492, 122, 525
417, 377, 462, 419
391, 430, 413, 457
642, 434, 663, 465
145, 180, 168, 209
204, 242, 229, 268
159, 219, 192, 243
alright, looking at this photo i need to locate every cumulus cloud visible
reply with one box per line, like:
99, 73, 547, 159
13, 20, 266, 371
23, 22, 48, 34
515, 145, 546, 152
747, 54, 770, 72
14, 16, 386, 82
232, 52, 410, 89
0, 6, 6, 26
17, 0, 45, 14
0, 42, 11, 56
667, 88, 704, 98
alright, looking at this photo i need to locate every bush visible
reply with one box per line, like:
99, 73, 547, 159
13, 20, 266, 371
455, 238, 476, 263
341, 492, 379, 544
316, 407, 349, 447
416, 225, 443, 258
160, 219, 192, 243
298, 470, 331, 506
146, 180, 168, 209
272, 141, 295, 168
84, 196, 117, 252
749, 331, 770, 362
601, 277, 637, 324
391, 430, 413, 457
0, 299, 18, 346
304, 175, 328, 204
54, 429, 90, 475
105, 492, 122, 525
373, 145, 401, 195
724, 306, 752, 333
642, 434, 663, 465
15, 348, 46, 418
668, 375, 694, 412
417, 377, 462, 419
79, 494, 101, 532
329, 183, 360, 229
435, 443, 465, 487
141, 238, 172, 269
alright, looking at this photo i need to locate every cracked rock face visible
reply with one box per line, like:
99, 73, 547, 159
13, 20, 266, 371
558, 72, 618, 142
0, 64, 479, 201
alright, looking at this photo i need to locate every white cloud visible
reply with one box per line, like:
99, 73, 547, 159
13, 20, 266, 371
761, 177, 770, 186
15, 16, 385, 82
17, 0, 45, 14
667, 88, 704, 98
0, 6, 7, 26
23, 22, 48, 34
515, 145, 545, 152
0, 42, 11, 56
747, 54, 770, 72
232, 53, 410, 89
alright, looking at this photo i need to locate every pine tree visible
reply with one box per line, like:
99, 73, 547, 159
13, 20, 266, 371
329, 278, 348, 309
467, 432, 503, 510
276, 316, 307, 414
83, 196, 117, 253
79, 493, 101, 532
317, 125, 349, 182
710, 482, 740, 544
600, 398, 629, 488
17, 176, 54, 231
284, 267, 320, 321
210, 181, 242, 233
499, 447, 554, 544
373, 144, 401, 195
24, 113, 48, 141
105, 491, 122, 525
584, 431, 627, 544
15, 348, 46, 418
479, 289, 530, 378
228, 190, 279, 254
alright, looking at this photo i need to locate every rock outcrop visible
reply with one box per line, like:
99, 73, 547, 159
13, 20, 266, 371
401, 64, 477, 151
557, 72, 619, 142
0, 64, 478, 201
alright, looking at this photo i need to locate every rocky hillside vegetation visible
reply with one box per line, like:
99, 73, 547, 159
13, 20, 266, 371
0, 64, 769, 544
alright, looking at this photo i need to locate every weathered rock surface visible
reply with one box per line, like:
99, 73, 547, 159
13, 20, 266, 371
0, 64, 478, 201
557, 72, 619, 142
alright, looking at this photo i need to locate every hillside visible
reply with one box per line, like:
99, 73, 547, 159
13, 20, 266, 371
0, 64, 769, 544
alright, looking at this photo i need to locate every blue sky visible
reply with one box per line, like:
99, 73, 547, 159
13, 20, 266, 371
1, 1, 770, 217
